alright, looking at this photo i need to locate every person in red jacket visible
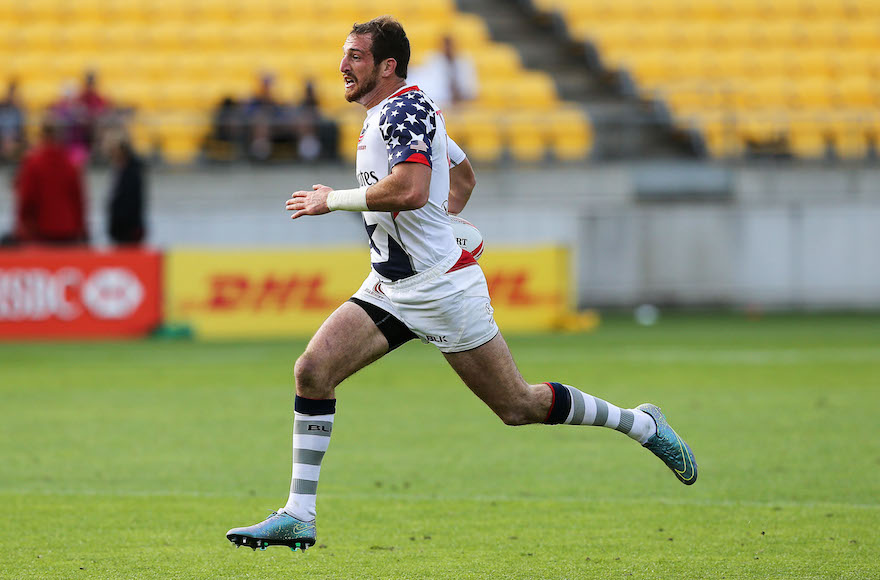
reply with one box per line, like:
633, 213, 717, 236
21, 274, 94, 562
9, 116, 88, 245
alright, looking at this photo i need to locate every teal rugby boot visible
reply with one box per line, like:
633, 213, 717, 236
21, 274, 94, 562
637, 403, 698, 485
226, 510, 316, 552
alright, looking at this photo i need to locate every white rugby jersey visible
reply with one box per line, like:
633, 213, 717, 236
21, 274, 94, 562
355, 85, 460, 281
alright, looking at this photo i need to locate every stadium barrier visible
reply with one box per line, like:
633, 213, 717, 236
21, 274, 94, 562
0, 246, 579, 339
164, 246, 575, 339
0, 248, 162, 339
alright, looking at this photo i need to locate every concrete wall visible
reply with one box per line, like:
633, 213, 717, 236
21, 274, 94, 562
2, 162, 879, 308
576, 203, 880, 308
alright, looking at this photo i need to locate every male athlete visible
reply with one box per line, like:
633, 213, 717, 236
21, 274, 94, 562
227, 16, 697, 552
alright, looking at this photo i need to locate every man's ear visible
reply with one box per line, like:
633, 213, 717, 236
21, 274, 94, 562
382, 58, 398, 78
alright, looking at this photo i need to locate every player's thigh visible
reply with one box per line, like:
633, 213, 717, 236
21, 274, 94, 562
297, 301, 389, 391
443, 332, 548, 423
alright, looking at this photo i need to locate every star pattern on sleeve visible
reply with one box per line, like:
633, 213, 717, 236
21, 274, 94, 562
378, 90, 437, 169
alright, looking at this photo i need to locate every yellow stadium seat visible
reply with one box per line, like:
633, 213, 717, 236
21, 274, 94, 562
145, 23, 191, 51
103, 0, 150, 23
737, 115, 788, 146
794, 50, 833, 79
471, 44, 522, 79
3, 0, 573, 165
505, 111, 547, 162
548, 107, 593, 161
474, 79, 508, 111
111, 81, 161, 112
57, 24, 103, 53
128, 118, 157, 154
834, 77, 878, 108
19, 0, 65, 22
831, 120, 868, 159
155, 113, 206, 163
682, 0, 725, 20
17, 25, 64, 52
788, 117, 828, 159
714, 21, 758, 49
17, 80, 59, 110
449, 14, 490, 51
850, 0, 880, 18
740, 80, 791, 111
511, 72, 557, 110
451, 109, 503, 163
65, 0, 107, 23
99, 23, 153, 52
748, 50, 796, 78
336, 112, 364, 163
798, 21, 846, 47
702, 118, 745, 158
847, 21, 880, 50
544, 0, 880, 160
791, 77, 834, 110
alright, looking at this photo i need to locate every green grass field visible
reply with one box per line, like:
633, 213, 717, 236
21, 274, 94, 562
1, 313, 878, 579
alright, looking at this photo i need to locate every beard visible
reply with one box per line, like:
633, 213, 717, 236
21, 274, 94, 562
344, 64, 381, 103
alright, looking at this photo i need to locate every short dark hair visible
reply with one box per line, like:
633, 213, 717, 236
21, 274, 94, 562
350, 16, 410, 79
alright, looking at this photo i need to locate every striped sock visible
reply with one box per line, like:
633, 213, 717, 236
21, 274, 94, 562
543, 382, 656, 444
282, 396, 335, 522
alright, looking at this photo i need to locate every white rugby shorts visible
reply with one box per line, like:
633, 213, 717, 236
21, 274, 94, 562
352, 249, 499, 353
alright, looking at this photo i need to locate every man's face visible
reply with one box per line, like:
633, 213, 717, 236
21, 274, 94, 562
340, 34, 381, 104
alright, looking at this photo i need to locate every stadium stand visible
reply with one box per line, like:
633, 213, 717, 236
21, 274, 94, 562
0, 0, 593, 164
531, 0, 880, 159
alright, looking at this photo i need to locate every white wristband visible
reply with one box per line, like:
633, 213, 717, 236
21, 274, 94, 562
326, 186, 369, 211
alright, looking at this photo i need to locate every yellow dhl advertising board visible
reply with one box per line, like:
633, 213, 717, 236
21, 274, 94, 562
164, 247, 572, 339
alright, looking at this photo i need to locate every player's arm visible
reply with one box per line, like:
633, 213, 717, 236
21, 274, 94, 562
364, 161, 431, 210
288, 97, 440, 219
285, 162, 430, 219
446, 137, 474, 215
447, 158, 475, 215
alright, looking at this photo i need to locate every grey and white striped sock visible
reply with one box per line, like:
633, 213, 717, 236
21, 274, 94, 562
283, 402, 335, 521
544, 382, 656, 443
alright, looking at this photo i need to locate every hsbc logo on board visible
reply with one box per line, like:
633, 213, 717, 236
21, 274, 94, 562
0, 267, 144, 321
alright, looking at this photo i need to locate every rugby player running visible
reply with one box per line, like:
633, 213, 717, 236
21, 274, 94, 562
227, 16, 697, 552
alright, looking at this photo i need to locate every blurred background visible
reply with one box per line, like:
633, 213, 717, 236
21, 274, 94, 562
1, 0, 879, 340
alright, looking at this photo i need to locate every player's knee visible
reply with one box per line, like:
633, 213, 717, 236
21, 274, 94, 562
294, 352, 332, 397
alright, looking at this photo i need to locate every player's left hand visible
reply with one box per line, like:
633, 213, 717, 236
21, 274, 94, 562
286, 184, 332, 219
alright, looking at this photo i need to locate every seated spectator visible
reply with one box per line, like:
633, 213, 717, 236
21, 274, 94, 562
103, 129, 146, 246
204, 77, 338, 163
243, 73, 291, 161
203, 96, 245, 160
3, 115, 88, 246
0, 79, 26, 163
409, 35, 478, 109
211, 96, 245, 144
49, 71, 114, 166
291, 80, 338, 161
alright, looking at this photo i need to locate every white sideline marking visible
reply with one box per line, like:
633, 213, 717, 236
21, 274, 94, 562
524, 347, 880, 365
2, 488, 878, 511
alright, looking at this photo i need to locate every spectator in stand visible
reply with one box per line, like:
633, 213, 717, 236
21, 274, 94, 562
0, 79, 27, 163
76, 70, 112, 163
48, 71, 113, 166
103, 129, 146, 245
3, 115, 88, 246
409, 35, 478, 109
210, 96, 244, 145
244, 73, 290, 161
50, 81, 91, 166
291, 79, 338, 161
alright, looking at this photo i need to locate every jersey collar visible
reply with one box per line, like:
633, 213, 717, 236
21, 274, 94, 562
367, 85, 421, 115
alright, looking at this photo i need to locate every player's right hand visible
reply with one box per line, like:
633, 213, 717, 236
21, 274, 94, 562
286, 184, 332, 219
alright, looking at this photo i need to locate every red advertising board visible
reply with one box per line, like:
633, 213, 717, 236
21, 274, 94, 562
0, 248, 161, 339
